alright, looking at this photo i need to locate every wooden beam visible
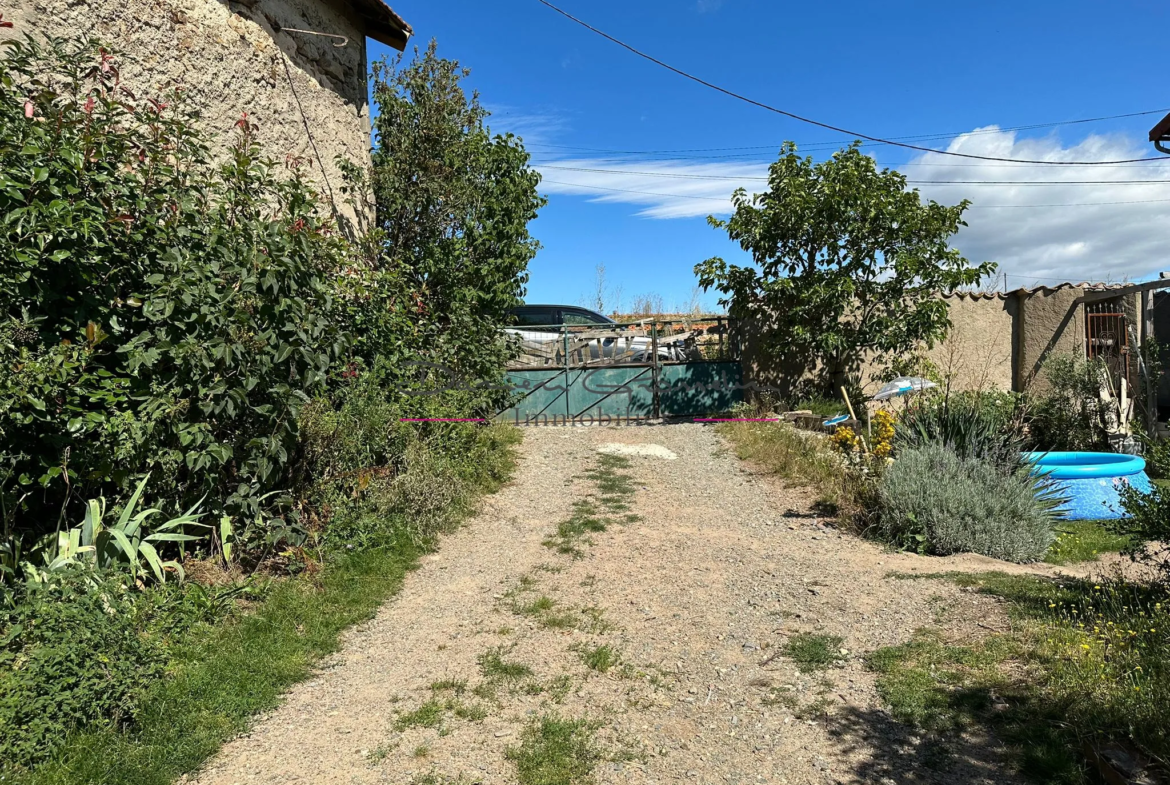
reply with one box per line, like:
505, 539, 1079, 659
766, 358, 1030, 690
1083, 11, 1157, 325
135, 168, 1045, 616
1082, 278, 1170, 303
1144, 289, 1157, 431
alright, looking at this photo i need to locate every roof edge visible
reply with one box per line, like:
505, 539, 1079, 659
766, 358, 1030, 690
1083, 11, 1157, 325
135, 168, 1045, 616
1150, 111, 1170, 143
349, 0, 412, 50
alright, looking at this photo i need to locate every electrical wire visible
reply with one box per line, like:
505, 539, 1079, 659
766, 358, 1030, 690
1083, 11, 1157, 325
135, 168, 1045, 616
525, 108, 1170, 158
536, 0, 1168, 166
539, 179, 1170, 208
536, 164, 1170, 185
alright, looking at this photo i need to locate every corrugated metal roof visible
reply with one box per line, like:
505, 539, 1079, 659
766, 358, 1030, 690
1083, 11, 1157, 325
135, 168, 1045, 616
347, 0, 412, 50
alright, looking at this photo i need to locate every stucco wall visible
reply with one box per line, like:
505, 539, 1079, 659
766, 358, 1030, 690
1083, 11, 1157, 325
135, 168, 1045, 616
4, 0, 375, 232
739, 293, 1020, 401
1015, 286, 1086, 391
923, 293, 1017, 392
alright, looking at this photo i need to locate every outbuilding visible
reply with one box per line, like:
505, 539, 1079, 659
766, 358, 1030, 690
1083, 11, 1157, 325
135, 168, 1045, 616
2, 0, 412, 229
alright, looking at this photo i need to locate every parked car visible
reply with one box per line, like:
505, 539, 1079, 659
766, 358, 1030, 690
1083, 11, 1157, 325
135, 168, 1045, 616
505, 304, 694, 362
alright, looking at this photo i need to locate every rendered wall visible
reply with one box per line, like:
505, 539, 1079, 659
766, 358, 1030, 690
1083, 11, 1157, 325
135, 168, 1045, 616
4, 0, 375, 232
1015, 286, 1086, 392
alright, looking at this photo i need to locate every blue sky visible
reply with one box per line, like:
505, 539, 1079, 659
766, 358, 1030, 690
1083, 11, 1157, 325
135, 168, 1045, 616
370, 0, 1170, 312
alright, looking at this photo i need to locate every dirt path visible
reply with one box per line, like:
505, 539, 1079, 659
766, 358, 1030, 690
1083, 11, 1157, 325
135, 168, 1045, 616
192, 424, 1103, 785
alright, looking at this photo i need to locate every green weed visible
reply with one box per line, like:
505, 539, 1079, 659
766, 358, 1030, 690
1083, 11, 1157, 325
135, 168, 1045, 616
782, 633, 845, 673
430, 679, 467, 695
478, 648, 534, 682
396, 699, 447, 730
506, 715, 600, 785
577, 644, 621, 673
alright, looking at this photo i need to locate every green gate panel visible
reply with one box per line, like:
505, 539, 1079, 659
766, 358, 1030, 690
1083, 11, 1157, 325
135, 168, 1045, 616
659, 362, 743, 417
497, 361, 743, 421
496, 369, 569, 423
567, 366, 655, 421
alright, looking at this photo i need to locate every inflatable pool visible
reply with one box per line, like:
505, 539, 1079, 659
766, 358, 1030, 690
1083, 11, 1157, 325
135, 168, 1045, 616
1025, 451, 1152, 520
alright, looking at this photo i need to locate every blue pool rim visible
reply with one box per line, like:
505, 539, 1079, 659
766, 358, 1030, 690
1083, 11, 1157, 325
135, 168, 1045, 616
1025, 451, 1152, 520
1024, 451, 1146, 480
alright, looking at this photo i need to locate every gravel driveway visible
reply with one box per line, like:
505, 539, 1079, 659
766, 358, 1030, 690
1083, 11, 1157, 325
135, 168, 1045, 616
192, 423, 1089, 785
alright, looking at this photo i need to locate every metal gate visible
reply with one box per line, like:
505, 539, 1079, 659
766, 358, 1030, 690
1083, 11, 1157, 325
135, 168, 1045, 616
1085, 303, 1130, 391
497, 319, 743, 422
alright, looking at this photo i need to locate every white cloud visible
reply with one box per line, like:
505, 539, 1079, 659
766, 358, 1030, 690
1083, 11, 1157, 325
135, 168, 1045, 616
483, 105, 571, 147
535, 128, 1170, 285
535, 158, 767, 219
696, 0, 725, 12
899, 127, 1170, 285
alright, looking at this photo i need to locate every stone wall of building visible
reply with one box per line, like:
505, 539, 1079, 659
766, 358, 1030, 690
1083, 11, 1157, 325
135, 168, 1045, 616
4, 0, 377, 231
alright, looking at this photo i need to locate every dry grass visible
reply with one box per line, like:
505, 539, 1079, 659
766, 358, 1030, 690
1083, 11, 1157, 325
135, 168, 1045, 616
717, 419, 852, 510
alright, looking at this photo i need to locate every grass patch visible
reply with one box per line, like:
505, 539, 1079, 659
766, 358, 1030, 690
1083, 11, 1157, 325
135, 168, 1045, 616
1045, 520, 1131, 565
867, 629, 1019, 733
544, 456, 639, 557
580, 606, 612, 634
471, 682, 498, 702
576, 643, 621, 673
513, 595, 580, 630
430, 679, 467, 695
781, 633, 845, 673
505, 714, 600, 785
871, 571, 1170, 782
478, 647, 535, 682
717, 420, 846, 505
452, 702, 488, 722
866, 627, 1080, 781
396, 699, 447, 731
545, 674, 574, 704
15, 426, 521, 785
394, 683, 492, 731
21, 539, 422, 785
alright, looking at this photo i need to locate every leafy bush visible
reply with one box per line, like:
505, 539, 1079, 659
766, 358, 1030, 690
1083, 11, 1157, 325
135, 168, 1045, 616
896, 391, 1025, 472
879, 443, 1059, 562
1118, 482, 1170, 582
0, 575, 164, 767
0, 36, 347, 545
1028, 354, 1111, 452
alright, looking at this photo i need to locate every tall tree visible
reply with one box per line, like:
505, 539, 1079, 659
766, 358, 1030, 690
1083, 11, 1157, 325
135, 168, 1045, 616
361, 41, 545, 406
695, 143, 995, 390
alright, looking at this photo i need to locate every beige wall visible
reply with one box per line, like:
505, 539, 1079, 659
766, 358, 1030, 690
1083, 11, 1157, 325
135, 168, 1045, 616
927, 293, 1017, 391
737, 285, 1140, 399
1015, 285, 1085, 391
4, 0, 375, 232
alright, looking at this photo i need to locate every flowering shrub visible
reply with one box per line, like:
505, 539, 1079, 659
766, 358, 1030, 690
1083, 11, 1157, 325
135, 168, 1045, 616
0, 36, 348, 550
878, 443, 1059, 562
830, 424, 862, 454
871, 409, 896, 459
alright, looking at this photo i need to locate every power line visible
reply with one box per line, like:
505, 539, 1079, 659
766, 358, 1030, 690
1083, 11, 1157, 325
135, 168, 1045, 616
536, 164, 1170, 185
536, 0, 1167, 166
540, 179, 727, 200
539, 179, 1170, 208
530, 151, 1170, 168
968, 197, 1170, 208
525, 108, 1170, 158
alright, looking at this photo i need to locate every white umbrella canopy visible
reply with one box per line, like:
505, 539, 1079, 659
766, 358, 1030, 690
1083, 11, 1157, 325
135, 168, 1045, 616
872, 376, 937, 401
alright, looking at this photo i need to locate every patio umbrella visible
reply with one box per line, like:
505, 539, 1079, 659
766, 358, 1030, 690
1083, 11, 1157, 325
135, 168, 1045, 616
872, 376, 937, 401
